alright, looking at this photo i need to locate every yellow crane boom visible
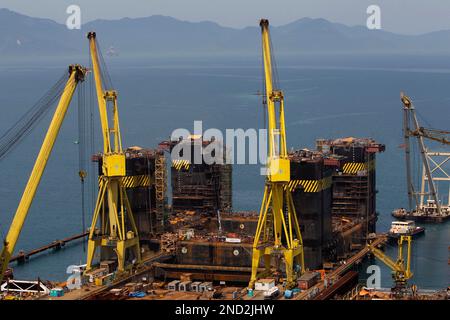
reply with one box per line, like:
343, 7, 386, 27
0, 65, 87, 284
249, 19, 304, 289
85, 32, 141, 273
367, 235, 413, 288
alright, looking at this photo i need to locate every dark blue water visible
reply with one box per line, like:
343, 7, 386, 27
0, 54, 448, 289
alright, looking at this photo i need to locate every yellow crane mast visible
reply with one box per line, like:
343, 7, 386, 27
367, 236, 413, 293
249, 19, 305, 289
85, 32, 141, 273
0, 65, 87, 284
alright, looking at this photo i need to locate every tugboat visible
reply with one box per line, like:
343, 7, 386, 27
392, 208, 408, 219
388, 220, 425, 240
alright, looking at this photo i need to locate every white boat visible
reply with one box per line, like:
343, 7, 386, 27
388, 220, 425, 239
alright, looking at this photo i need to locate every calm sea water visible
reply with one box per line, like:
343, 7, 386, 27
0, 54, 448, 289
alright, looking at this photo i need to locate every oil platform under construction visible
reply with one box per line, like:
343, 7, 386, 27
0, 20, 448, 301
149, 136, 386, 283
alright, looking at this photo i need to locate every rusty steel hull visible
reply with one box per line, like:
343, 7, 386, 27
175, 240, 253, 268
153, 262, 262, 282
290, 151, 334, 269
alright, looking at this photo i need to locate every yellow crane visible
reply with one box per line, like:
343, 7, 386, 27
85, 32, 141, 273
367, 235, 413, 293
0, 65, 87, 284
249, 19, 304, 289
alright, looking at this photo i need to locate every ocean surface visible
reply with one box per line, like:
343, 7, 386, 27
0, 54, 448, 290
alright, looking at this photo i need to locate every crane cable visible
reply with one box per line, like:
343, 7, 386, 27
0, 72, 68, 160
269, 31, 281, 92
95, 37, 114, 91
261, 37, 267, 130
0, 71, 77, 245
407, 110, 421, 198
415, 108, 433, 129
415, 108, 450, 144
260, 27, 281, 130
77, 75, 88, 252
87, 46, 97, 232
80, 45, 100, 251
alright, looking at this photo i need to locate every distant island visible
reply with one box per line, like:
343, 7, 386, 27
1, 8, 450, 57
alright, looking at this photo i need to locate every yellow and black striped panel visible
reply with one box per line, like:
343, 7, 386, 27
98, 175, 151, 188
121, 175, 151, 188
286, 176, 333, 193
172, 159, 191, 171
342, 160, 376, 174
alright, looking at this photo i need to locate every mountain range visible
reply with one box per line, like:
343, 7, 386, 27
2, 8, 450, 57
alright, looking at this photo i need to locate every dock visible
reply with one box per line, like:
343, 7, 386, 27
9, 232, 89, 264
296, 235, 387, 300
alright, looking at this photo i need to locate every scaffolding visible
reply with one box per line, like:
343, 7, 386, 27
155, 152, 167, 233
219, 164, 232, 211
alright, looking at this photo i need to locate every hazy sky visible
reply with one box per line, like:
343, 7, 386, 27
2, 0, 450, 35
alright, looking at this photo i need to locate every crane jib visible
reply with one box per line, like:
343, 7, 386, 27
0, 65, 86, 284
